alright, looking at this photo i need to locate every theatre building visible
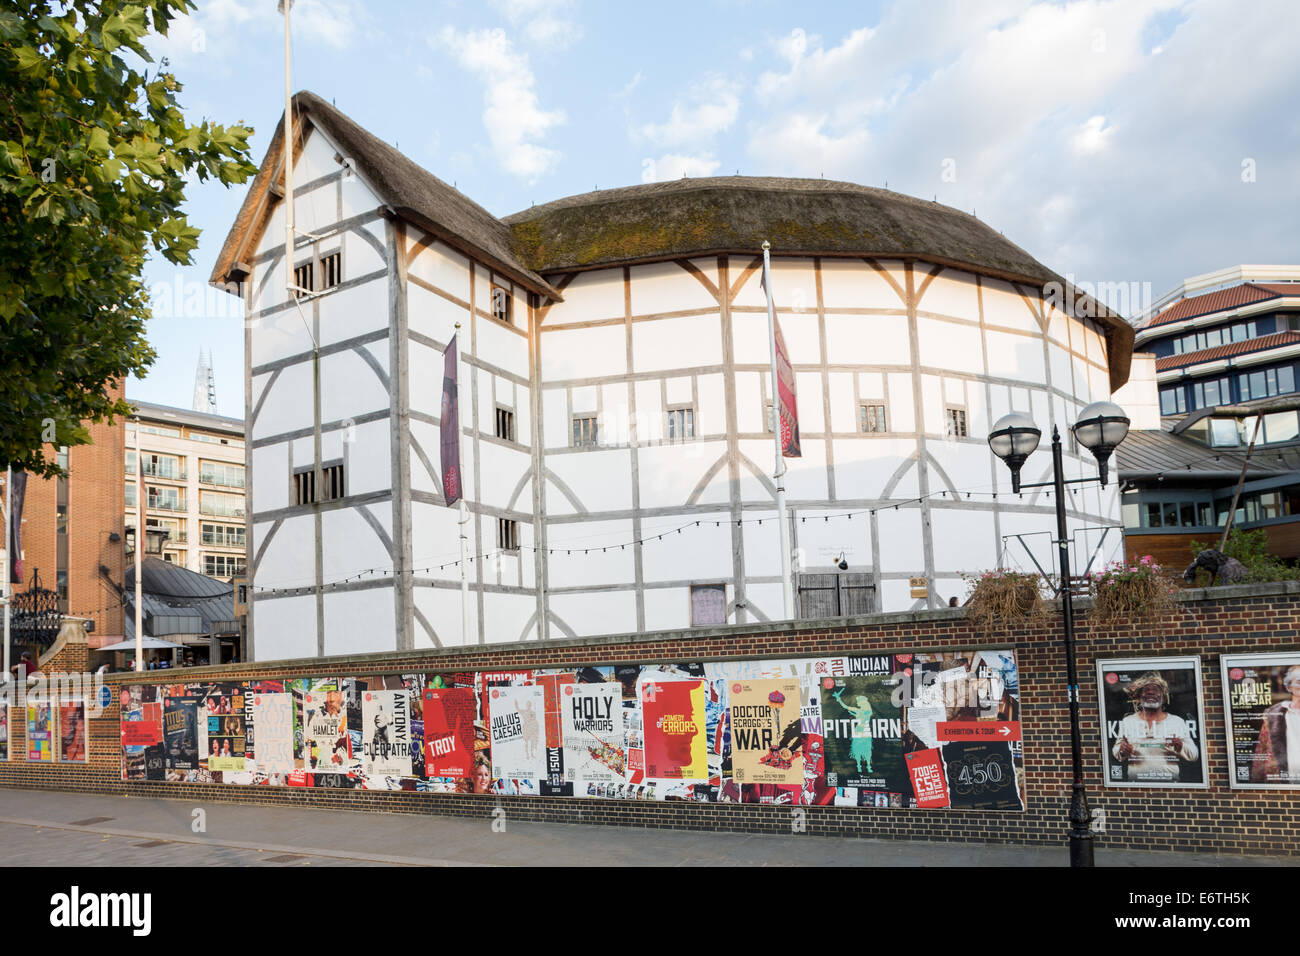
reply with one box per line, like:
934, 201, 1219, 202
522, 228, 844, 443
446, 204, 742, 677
211, 92, 1134, 660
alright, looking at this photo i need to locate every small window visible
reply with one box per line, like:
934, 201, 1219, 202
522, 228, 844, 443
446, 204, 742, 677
293, 260, 314, 298
495, 406, 516, 442
319, 251, 341, 291
293, 461, 344, 505
56, 504, 67, 536
491, 285, 512, 325
945, 406, 968, 438
859, 403, 887, 433
573, 416, 598, 448
667, 406, 695, 441
497, 518, 520, 553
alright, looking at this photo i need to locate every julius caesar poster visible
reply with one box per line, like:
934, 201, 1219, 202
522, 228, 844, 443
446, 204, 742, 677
729, 679, 803, 786
362, 690, 412, 777
489, 684, 547, 781
561, 682, 625, 787
1221, 652, 1300, 789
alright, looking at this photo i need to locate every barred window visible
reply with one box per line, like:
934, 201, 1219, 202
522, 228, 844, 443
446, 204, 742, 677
495, 406, 516, 442
667, 406, 695, 441
572, 416, 598, 448
491, 285, 512, 325
945, 406, 968, 438
859, 404, 887, 433
497, 518, 520, 553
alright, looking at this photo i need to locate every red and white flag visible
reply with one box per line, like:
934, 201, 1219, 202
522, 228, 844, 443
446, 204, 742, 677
761, 259, 801, 458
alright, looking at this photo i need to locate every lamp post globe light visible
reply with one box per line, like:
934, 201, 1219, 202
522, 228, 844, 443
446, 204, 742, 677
987, 404, 1130, 868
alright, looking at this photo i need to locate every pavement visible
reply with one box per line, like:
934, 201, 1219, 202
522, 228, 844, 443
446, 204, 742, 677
0, 786, 1289, 866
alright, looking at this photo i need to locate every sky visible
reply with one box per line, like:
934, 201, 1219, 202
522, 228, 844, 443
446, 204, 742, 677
131, 0, 1300, 417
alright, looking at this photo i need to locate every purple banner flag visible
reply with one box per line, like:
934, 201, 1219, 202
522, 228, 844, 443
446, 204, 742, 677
8, 470, 26, 584
440, 335, 462, 507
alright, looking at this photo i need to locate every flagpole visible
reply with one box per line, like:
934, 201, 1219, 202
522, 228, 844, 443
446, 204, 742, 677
761, 241, 794, 620
454, 322, 471, 644
134, 419, 144, 673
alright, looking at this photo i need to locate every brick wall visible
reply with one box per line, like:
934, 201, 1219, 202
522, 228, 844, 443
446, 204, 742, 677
2, 584, 1298, 857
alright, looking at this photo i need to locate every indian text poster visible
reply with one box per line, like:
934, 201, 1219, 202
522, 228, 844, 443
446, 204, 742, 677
58, 699, 88, 762
561, 682, 625, 791
162, 693, 199, 772
1097, 657, 1207, 788
252, 693, 296, 775
302, 680, 350, 774
26, 702, 53, 762
729, 679, 803, 786
820, 658, 907, 793
206, 683, 247, 772
362, 689, 413, 777
1221, 653, 1300, 789
423, 687, 477, 779
489, 684, 547, 781
642, 679, 708, 780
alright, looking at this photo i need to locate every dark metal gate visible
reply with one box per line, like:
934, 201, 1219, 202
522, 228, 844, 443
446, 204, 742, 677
10, 569, 63, 651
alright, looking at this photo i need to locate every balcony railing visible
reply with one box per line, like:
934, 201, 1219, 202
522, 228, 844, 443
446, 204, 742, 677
201, 533, 246, 547
128, 464, 187, 481
199, 471, 246, 488
146, 498, 186, 512
199, 504, 245, 518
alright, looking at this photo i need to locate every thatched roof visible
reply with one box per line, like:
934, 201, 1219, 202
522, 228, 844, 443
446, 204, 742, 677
209, 92, 559, 299
505, 177, 1133, 390
212, 92, 1132, 390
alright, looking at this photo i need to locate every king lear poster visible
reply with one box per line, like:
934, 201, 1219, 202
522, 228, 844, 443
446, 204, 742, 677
1221, 652, 1300, 789
302, 682, 350, 774
729, 679, 803, 786
252, 693, 296, 775
642, 679, 708, 780
362, 690, 412, 777
489, 684, 547, 781
423, 687, 476, 779
561, 682, 625, 789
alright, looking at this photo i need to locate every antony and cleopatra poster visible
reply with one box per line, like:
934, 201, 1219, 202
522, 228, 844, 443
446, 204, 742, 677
117, 645, 1026, 810
1221, 652, 1300, 789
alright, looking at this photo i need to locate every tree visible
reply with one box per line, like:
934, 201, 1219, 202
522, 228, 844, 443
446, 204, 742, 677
0, 0, 257, 476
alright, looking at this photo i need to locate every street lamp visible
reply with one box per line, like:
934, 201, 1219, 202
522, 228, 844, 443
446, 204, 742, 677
987, 402, 1130, 868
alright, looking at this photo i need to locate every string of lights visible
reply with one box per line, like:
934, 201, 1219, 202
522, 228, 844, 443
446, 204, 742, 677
250, 473, 1104, 596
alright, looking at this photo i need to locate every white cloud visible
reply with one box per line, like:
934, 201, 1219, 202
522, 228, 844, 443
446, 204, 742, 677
147, 0, 365, 64
436, 27, 566, 182
1073, 115, 1112, 154
489, 0, 583, 49
641, 153, 722, 182
637, 74, 741, 148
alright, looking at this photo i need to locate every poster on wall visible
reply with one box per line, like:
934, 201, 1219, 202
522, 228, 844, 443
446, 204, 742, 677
1221, 652, 1300, 789
26, 700, 54, 762
299, 679, 350, 774
561, 682, 625, 792
121, 685, 165, 781
251, 692, 296, 776
361, 689, 413, 777
488, 684, 546, 782
1097, 656, 1208, 788
205, 683, 247, 772
0, 706, 8, 761
729, 679, 803, 786
820, 657, 907, 794
641, 678, 708, 781
163, 690, 200, 775
57, 699, 88, 763
423, 687, 477, 780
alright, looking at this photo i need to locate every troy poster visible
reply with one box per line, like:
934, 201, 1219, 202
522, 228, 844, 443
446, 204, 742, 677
561, 682, 625, 789
642, 679, 707, 780
423, 687, 477, 779
489, 684, 546, 781
251, 693, 296, 775
362, 689, 412, 777
729, 679, 803, 786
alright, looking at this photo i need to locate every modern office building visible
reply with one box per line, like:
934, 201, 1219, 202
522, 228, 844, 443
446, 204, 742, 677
126, 401, 247, 582
1118, 266, 1300, 565
211, 92, 1135, 660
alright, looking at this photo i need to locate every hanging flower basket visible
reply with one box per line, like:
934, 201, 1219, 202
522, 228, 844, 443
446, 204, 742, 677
963, 569, 1049, 634
1086, 556, 1175, 624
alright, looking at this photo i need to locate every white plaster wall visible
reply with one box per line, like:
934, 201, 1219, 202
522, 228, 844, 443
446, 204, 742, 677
324, 588, 396, 657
